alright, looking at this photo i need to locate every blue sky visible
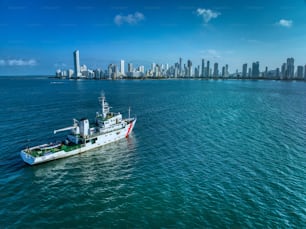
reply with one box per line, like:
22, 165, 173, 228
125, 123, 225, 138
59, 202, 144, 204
1, 0, 306, 75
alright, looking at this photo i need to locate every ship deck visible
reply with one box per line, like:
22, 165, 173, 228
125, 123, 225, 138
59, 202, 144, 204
25, 143, 84, 157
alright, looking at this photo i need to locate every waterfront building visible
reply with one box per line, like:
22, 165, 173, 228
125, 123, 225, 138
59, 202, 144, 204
242, 63, 247, 78
112, 65, 117, 79
183, 64, 187, 77
174, 63, 179, 78
187, 60, 192, 77
286, 58, 294, 79
281, 63, 287, 79
108, 64, 113, 79
128, 63, 133, 73
206, 61, 210, 77
297, 66, 304, 79
213, 63, 219, 78
179, 57, 182, 77
276, 68, 280, 79
138, 65, 145, 73
151, 62, 156, 73
252, 61, 260, 78
55, 69, 61, 78
73, 50, 81, 78
120, 60, 125, 76
201, 59, 205, 77
225, 64, 229, 78
194, 66, 200, 77
248, 68, 252, 78
222, 66, 225, 78
264, 66, 268, 78
304, 65, 306, 80
68, 69, 74, 78
94, 69, 101, 79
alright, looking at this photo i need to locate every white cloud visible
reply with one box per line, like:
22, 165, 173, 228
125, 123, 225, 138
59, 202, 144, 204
196, 8, 220, 23
0, 59, 37, 66
277, 19, 292, 28
114, 12, 145, 26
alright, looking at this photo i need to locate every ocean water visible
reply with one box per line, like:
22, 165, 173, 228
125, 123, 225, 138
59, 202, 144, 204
0, 77, 305, 228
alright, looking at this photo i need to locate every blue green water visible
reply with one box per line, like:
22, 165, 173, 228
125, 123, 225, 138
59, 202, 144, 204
0, 77, 305, 228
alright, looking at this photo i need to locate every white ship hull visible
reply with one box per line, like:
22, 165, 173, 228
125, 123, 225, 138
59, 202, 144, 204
20, 119, 136, 165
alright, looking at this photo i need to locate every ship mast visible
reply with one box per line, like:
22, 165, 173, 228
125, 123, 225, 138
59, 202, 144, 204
99, 92, 106, 119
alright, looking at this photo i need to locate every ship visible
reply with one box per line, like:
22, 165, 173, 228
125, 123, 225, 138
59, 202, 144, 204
20, 94, 136, 165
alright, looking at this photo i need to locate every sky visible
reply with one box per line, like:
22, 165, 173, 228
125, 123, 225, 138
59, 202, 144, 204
1, 0, 306, 75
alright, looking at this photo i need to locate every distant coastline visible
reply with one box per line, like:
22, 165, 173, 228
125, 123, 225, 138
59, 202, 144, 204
51, 75, 306, 82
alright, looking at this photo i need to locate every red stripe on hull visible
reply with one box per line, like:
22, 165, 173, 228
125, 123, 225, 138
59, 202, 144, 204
125, 122, 133, 138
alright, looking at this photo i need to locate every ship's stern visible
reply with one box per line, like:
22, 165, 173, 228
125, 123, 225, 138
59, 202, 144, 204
20, 150, 36, 165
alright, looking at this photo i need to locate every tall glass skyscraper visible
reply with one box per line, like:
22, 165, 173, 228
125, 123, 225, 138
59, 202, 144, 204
201, 59, 205, 77
286, 57, 294, 79
73, 50, 81, 78
120, 60, 125, 76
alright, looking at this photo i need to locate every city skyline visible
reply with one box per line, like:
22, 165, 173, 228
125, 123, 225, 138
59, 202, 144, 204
1, 0, 306, 75
58, 49, 305, 80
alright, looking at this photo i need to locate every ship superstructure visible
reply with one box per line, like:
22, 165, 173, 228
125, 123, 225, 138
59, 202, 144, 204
20, 94, 136, 165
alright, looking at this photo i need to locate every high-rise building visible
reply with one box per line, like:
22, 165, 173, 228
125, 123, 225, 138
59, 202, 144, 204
281, 63, 287, 79
179, 58, 182, 77
120, 60, 125, 76
286, 57, 294, 79
201, 59, 205, 77
187, 60, 192, 77
264, 66, 268, 78
108, 64, 113, 79
225, 64, 229, 78
151, 62, 156, 73
138, 65, 145, 73
252, 61, 260, 78
128, 63, 133, 73
222, 66, 225, 78
213, 63, 219, 77
248, 67, 252, 78
194, 66, 200, 77
68, 69, 74, 78
276, 68, 280, 79
206, 61, 210, 77
242, 63, 247, 78
304, 65, 306, 80
73, 50, 81, 78
297, 66, 303, 79
174, 63, 179, 78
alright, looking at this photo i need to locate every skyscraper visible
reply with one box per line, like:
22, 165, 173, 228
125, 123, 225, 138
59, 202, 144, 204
120, 60, 125, 76
297, 66, 303, 79
222, 66, 225, 78
73, 50, 81, 78
151, 62, 156, 73
179, 57, 182, 77
201, 59, 205, 77
187, 60, 192, 77
206, 61, 210, 77
286, 57, 294, 79
242, 63, 247, 78
128, 63, 133, 73
281, 63, 287, 79
252, 61, 260, 78
225, 64, 229, 78
213, 63, 219, 78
